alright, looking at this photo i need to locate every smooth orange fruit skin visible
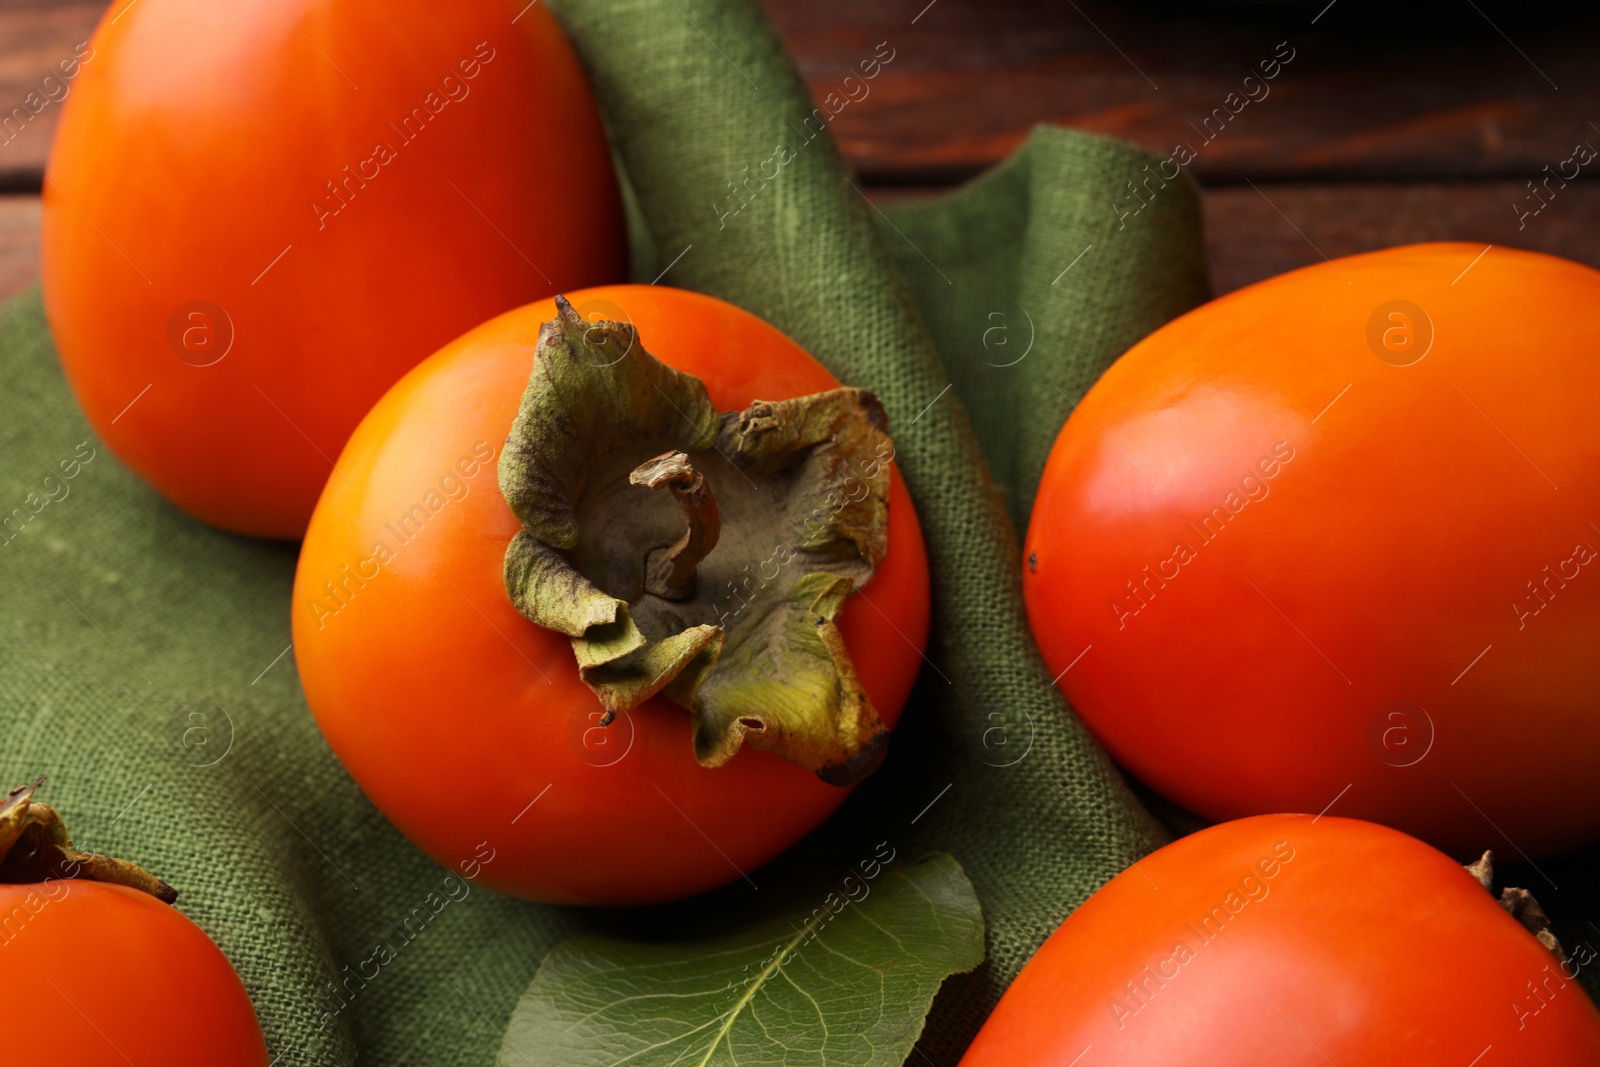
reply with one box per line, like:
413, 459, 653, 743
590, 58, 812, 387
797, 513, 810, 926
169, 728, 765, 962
1, 882, 268, 1064
960, 815, 1600, 1066
1024, 243, 1600, 858
292, 285, 931, 905
42, 0, 625, 539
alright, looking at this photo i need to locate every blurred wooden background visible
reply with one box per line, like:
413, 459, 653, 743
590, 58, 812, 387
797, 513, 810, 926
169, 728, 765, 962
2, 0, 1598, 301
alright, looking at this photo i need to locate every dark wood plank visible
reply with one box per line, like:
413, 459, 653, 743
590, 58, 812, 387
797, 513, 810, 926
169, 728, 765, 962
5, 2, 1600, 189
762, 0, 1600, 184
0, 1, 101, 189
867, 180, 1600, 294
1202, 180, 1600, 293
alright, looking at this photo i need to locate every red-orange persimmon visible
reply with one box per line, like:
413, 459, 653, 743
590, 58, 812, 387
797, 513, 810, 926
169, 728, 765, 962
1025, 244, 1600, 857
43, 0, 625, 539
3, 883, 268, 1064
961, 815, 1600, 1066
292, 286, 929, 905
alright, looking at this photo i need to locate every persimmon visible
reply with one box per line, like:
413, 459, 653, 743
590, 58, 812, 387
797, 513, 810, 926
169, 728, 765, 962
1, 780, 268, 1065
42, 0, 625, 539
960, 815, 1600, 1066
293, 286, 930, 904
1025, 243, 1600, 857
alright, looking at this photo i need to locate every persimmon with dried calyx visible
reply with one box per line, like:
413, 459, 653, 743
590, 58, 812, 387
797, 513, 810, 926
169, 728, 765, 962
0, 779, 269, 1065
293, 285, 930, 905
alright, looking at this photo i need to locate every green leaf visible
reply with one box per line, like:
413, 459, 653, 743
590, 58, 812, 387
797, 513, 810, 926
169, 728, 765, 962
496, 853, 986, 1067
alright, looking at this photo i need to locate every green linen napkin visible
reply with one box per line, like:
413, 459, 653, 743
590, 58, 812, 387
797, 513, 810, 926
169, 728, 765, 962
0, 0, 1208, 1063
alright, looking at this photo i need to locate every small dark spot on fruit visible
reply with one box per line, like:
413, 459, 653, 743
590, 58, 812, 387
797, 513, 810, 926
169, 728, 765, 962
1027, 552, 1038, 573
739, 717, 765, 731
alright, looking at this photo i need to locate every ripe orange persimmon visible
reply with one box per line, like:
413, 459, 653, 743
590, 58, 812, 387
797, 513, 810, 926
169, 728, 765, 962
4, 882, 270, 1064
2, 781, 268, 1065
42, 0, 625, 539
1024, 243, 1600, 857
292, 286, 930, 905
960, 815, 1600, 1066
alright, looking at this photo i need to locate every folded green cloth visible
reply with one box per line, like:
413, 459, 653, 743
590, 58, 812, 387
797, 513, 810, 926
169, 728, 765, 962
0, 1, 1208, 1063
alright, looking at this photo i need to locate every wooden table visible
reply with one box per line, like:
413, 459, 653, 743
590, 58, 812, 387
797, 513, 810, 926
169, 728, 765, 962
4, 0, 1599, 300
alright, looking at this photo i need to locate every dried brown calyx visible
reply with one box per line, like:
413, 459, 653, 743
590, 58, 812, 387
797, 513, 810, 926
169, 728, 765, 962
1465, 850, 1564, 961
0, 778, 177, 903
498, 297, 896, 786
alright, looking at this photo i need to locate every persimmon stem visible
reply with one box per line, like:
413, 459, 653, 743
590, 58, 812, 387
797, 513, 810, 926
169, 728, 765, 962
630, 451, 721, 600
1466, 850, 1566, 961
1, 778, 177, 903
500, 303, 895, 784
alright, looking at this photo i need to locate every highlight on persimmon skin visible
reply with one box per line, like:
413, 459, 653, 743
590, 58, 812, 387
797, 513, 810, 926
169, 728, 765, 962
41, 0, 627, 539
293, 285, 930, 906
1023, 243, 1600, 859
959, 815, 1600, 1067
